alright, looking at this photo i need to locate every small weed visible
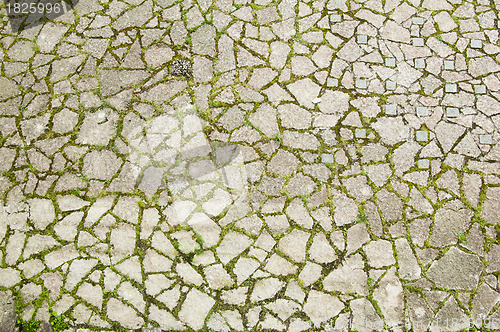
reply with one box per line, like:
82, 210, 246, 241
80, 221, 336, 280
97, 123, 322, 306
198, 108, 214, 125
194, 233, 204, 247
17, 317, 41, 332
274, 133, 283, 145
367, 276, 375, 291
49, 310, 72, 331
16, 297, 72, 331
457, 232, 467, 244
354, 212, 367, 223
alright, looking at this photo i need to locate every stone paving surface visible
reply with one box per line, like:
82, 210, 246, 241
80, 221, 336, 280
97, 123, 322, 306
0, 0, 500, 331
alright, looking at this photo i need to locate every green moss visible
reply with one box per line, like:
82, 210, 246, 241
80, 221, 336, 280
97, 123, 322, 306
49, 310, 72, 331
456, 231, 468, 244
16, 302, 71, 332
16, 317, 41, 332
273, 132, 283, 145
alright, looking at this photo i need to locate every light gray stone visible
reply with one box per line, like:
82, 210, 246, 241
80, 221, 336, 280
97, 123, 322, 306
83, 150, 122, 180
107, 299, 144, 329
304, 290, 343, 327
365, 240, 395, 268
427, 247, 483, 290
323, 254, 367, 295
278, 229, 310, 263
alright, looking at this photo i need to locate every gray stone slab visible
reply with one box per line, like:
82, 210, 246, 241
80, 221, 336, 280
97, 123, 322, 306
412, 17, 424, 25
416, 130, 428, 142
356, 79, 367, 89
417, 159, 429, 169
479, 134, 493, 145
327, 78, 338, 87
445, 83, 457, 93
385, 58, 396, 67
321, 153, 334, 163
412, 38, 424, 46
355, 128, 367, 138
474, 85, 486, 94
444, 60, 454, 70
330, 14, 342, 23
416, 106, 429, 117
427, 247, 483, 290
357, 35, 368, 44
0, 292, 18, 332
386, 80, 396, 90
446, 107, 460, 117
471, 39, 483, 49
414, 58, 425, 69
385, 104, 397, 116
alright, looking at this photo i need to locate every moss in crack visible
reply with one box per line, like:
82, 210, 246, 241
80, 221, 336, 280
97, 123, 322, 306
273, 132, 283, 145
16, 317, 41, 332
48, 310, 72, 331
456, 231, 468, 244
354, 208, 367, 224
16, 307, 71, 332
494, 224, 500, 243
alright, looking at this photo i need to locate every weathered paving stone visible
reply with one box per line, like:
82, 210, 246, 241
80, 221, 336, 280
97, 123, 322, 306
326, 77, 338, 87
323, 254, 367, 295
446, 107, 460, 117
427, 247, 483, 290
471, 39, 483, 49
1, 0, 500, 329
479, 134, 493, 145
373, 268, 404, 328
417, 159, 430, 169
413, 37, 425, 46
444, 59, 455, 70
365, 240, 396, 268
320, 153, 334, 164
414, 58, 425, 69
354, 128, 366, 138
474, 84, 486, 94
385, 57, 396, 67
0, 291, 18, 332
385, 104, 397, 116
416, 106, 429, 117
416, 130, 428, 142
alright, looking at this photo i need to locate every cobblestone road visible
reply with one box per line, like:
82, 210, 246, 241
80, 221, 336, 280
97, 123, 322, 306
0, 0, 500, 330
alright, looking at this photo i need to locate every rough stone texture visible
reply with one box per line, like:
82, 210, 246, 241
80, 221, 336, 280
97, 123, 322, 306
1, 0, 500, 329
83, 150, 122, 180
178, 289, 215, 330
303, 290, 343, 327
323, 254, 368, 295
427, 247, 483, 290
0, 292, 18, 332
373, 268, 404, 328
365, 240, 396, 268
107, 299, 144, 329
